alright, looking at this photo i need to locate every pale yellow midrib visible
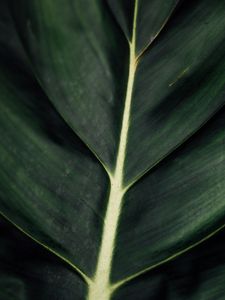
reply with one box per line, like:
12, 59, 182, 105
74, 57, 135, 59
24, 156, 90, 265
86, 2, 138, 300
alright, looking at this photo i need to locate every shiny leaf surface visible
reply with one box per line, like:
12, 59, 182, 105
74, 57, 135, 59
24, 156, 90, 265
0, 1, 225, 299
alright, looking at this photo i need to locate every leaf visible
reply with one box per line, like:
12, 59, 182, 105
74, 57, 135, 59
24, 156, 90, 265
112, 227, 225, 300
0, 216, 86, 300
1, 215, 225, 300
0, 0, 225, 299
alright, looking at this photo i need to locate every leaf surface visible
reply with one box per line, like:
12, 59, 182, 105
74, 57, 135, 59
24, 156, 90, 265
0, 0, 225, 299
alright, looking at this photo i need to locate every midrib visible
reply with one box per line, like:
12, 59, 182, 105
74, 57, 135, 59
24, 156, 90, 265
87, 2, 138, 300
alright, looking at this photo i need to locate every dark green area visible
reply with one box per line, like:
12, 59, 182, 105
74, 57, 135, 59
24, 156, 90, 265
0, 216, 86, 300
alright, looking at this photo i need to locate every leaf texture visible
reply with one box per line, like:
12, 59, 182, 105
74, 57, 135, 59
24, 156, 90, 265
0, 0, 225, 299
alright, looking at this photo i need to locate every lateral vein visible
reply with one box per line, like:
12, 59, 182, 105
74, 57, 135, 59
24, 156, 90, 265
0, 211, 92, 285
111, 223, 225, 290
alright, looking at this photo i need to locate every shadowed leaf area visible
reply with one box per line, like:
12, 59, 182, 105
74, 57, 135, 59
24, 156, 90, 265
112, 225, 225, 300
0, 216, 86, 300
1, 216, 225, 300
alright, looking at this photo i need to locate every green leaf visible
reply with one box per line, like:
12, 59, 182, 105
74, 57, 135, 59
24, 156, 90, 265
0, 0, 225, 299
0, 216, 86, 300
112, 227, 225, 300
107, 0, 179, 55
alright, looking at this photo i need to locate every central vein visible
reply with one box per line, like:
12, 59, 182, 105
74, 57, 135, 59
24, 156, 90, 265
87, 2, 138, 300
